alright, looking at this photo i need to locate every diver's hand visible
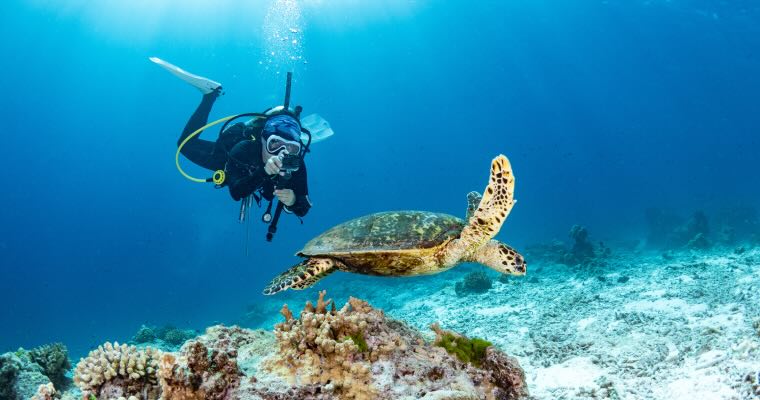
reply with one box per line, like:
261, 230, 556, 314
274, 188, 296, 207
264, 156, 285, 176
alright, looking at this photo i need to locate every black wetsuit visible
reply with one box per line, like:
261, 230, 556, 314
177, 92, 311, 217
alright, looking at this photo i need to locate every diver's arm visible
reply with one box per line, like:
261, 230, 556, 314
226, 141, 268, 201
283, 163, 311, 217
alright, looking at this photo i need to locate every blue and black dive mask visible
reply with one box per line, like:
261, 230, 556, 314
262, 114, 303, 156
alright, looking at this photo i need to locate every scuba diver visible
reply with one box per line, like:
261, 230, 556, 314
151, 57, 333, 242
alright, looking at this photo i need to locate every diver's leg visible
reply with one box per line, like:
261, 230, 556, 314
177, 89, 222, 171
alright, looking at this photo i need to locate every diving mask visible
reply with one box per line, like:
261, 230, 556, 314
266, 135, 302, 155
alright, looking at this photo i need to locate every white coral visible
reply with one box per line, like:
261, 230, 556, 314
73, 342, 161, 394
30, 383, 56, 400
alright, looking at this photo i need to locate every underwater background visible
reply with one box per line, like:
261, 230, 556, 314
1, 0, 759, 384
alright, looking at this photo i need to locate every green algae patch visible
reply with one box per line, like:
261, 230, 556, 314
435, 333, 492, 367
348, 332, 369, 352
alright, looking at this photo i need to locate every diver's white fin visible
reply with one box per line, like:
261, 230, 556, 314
300, 113, 334, 144
149, 57, 222, 95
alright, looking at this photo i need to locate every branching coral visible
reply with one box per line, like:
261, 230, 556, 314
265, 290, 406, 399
73, 342, 161, 399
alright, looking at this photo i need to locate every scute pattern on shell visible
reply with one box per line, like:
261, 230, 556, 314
300, 211, 465, 255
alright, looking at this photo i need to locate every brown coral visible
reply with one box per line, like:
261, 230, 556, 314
261, 291, 528, 400
482, 347, 529, 400
158, 327, 243, 400
265, 291, 406, 399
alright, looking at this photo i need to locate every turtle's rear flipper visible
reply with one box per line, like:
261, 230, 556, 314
443, 155, 515, 266
263, 257, 338, 295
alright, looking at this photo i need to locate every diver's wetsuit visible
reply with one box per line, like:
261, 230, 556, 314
177, 91, 311, 217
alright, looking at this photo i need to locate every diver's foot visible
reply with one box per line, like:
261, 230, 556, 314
203, 86, 224, 100
150, 57, 223, 95
199, 82, 223, 96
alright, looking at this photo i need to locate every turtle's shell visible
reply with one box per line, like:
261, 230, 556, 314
300, 211, 464, 256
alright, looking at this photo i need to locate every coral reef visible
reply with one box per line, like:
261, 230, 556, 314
644, 207, 685, 247
455, 270, 493, 295
238, 302, 272, 327
263, 291, 395, 399
0, 353, 20, 399
73, 342, 162, 399
0, 349, 56, 400
28, 342, 71, 389
30, 383, 56, 400
256, 290, 528, 399
132, 325, 157, 344
646, 208, 713, 249
163, 329, 196, 347
430, 323, 527, 399
714, 205, 759, 245
650, 205, 759, 248
481, 348, 530, 400
686, 232, 710, 249
157, 326, 243, 400
524, 225, 609, 267
132, 325, 197, 348
432, 323, 492, 367
61, 293, 527, 400
569, 225, 595, 262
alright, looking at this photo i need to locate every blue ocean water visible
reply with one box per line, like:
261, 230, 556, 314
0, 0, 758, 360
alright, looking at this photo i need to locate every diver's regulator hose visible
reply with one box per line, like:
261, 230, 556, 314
175, 115, 238, 183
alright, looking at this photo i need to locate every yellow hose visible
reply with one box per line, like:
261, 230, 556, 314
175, 115, 238, 183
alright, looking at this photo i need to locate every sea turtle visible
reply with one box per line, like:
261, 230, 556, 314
263, 154, 526, 295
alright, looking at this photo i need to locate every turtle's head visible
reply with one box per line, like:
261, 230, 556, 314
468, 240, 527, 275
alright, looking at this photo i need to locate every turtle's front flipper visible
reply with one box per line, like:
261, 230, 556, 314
263, 257, 338, 295
443, 155, 515, 266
